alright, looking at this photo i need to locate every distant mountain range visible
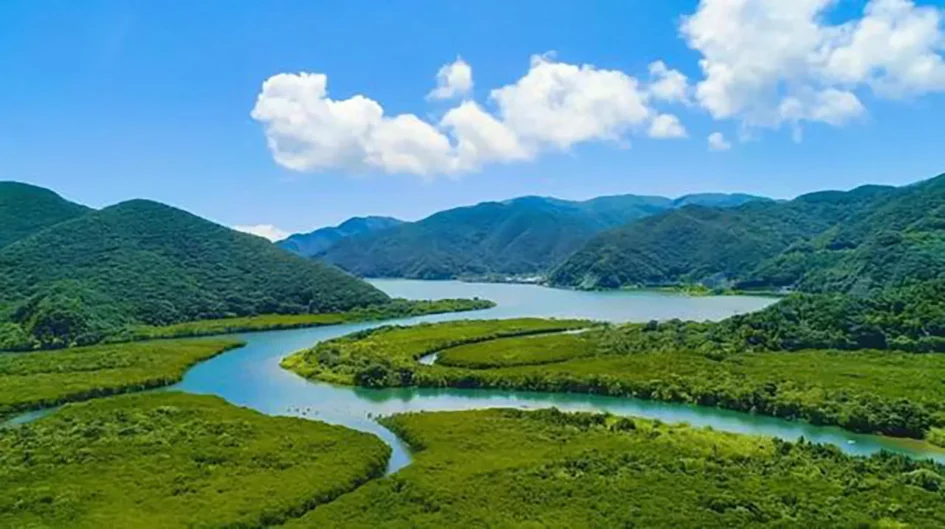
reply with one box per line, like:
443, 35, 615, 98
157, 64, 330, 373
278, 216, 403, 257
0, 182, 389, 349
550, 174, 945, 294
313, 193, 769, 279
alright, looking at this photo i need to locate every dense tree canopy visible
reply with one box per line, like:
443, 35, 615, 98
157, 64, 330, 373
0, 393, 390, 528
0, 181, 90, 249
0, 198, 391, 348
286, 409, 945, 528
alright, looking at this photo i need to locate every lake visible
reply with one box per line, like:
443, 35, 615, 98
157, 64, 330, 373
172, 279, 945, 473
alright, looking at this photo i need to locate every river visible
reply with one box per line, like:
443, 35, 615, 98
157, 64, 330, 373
168, 279, 945, 473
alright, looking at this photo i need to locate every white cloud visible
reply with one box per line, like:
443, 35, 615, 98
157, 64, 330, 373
681, 0, 945, 133
490, 54, 653, 150
648, 113, 688, 138
428, 57, 474, 100
708, 132, 732, 151
234, 224, 290, 241
252, 54, 666, 177
647, 61, 691, 103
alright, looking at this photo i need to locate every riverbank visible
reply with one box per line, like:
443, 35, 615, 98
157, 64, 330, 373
283, 318, 945, 444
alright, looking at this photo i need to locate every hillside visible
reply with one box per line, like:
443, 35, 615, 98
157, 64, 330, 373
319, 193, 765, 279
0, 199, 389, 348
278, 216, 403, 257
744, 174, 945, 293
0, 181, 91, 249
549, 184, 896, 290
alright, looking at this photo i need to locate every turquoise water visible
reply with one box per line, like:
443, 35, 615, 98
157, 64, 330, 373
171, 280, 945, 473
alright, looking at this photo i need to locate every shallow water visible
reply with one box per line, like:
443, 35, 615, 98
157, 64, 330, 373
168, 280, 945, 473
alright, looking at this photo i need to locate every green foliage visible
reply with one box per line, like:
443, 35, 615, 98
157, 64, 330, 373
0, 339, 241, 418
0, 393, 390, 528
550, 184, 891, 289
278, 216, 403, 256
116, 298, 495, 342
437, 333, 594, 369
281, 318, 593, 387
287, 408, 945, 528
0, 198, 391, 348
0, 181, 90, 249
283, 313, 945, 439
321, 194, 765, 279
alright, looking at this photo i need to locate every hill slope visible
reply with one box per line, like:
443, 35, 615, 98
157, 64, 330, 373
549, 184, 894, 289
0, 181, 91, 248
744, 173, 945, 293
320, 193, 766, 279
278, 216, 403, 257
0, 199, 389, 347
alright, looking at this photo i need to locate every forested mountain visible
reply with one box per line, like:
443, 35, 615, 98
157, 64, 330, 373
278, 216, 403, 257
743, 174, 945, 294
0, 199, 389, 349
319, 193, 766, 279
0, 182, 91, 249
549, 183, 899, 290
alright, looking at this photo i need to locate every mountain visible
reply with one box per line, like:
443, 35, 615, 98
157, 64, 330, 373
743, 174, 945, 294
549, 184, 895, 289
278, 216, 403, 257
319, 193, 767, 280
0, 181, 91, 249
0, 199, 389, 348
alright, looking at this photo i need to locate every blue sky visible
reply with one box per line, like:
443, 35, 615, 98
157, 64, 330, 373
1, 0, 944, 239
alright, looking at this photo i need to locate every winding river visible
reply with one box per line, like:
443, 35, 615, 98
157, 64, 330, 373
168, 279, 945, 473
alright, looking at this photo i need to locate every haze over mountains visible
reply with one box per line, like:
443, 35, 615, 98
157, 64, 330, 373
313, 192, 768, 279
279, 216, 403, 257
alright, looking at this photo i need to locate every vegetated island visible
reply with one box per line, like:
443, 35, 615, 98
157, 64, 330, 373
284, 408, 945, 528
283, 283, 945, 445
0, 338, 242, 420
113, 298, 495, 343
0, 392, 390, 528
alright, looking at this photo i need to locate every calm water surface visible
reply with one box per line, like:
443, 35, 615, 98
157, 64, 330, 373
167, 280, 944, 473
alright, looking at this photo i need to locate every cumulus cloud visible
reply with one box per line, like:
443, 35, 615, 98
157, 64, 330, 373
233, 224, 290, 241
252, 54, 673, 177
647, 61, 691, 103
648, 113, 688, 138
708, 132, 732, 151
681, 0, 945, 133
428, 57, 474, 100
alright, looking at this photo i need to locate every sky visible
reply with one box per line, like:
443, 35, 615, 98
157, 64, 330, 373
1, 0, 944, 240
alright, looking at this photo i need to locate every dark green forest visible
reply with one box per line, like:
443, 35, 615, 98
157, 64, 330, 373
0, 196, 393, 349
285, 408, 945, 528
0, 181, 90, 249
552, 174, 945, 293
0, 393, 390, 528
319, 193, 764, 279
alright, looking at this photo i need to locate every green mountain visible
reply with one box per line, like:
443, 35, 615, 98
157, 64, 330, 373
278, 216, 403, 257
744, 174, 945, 294
549, 184, 894, 289
0, 181, 91, 249
319, 193, 766, 279
0, 199, 389, 348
